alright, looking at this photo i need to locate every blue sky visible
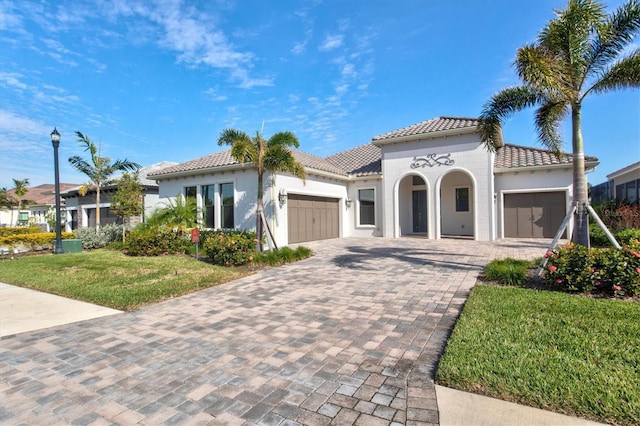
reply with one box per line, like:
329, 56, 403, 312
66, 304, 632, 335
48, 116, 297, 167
1, 0, 638, 190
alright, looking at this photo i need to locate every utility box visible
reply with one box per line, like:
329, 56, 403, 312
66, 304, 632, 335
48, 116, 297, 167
61, 239, 83, 253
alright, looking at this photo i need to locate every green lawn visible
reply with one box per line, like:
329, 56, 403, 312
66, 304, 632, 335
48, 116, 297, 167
436, 284, 640, 426
0, 250, 249, 311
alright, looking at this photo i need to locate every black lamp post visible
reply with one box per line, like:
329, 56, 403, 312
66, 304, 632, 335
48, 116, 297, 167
51, 128, 64, 254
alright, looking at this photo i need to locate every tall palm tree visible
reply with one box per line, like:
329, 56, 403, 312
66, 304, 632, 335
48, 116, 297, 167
218, 129, 306, 250
69, 131, 140, 231
478, 0, 640, 246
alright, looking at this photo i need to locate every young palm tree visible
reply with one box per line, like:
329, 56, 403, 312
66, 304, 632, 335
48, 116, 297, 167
218, 129, 306, 250
478, 0, 640, 246
10, 178, 29, 225
69, 131, 140, 231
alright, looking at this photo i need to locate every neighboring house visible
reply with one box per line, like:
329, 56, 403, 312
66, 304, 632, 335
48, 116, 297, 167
62, 161, 177, 230
148, 117, 599, 246
2, 184, 79, 229
591, 162, 640, 204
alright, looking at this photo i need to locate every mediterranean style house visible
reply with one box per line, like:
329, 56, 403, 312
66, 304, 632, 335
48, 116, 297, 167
148, 117, 599, 246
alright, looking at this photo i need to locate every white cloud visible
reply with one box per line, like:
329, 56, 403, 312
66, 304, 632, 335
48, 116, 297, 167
0, 72, 27, 90
319, 34, 343, 51
203, 87, 228, 102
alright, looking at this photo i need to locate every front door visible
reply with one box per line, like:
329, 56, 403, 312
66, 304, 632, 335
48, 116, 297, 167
412, 190, 427, 233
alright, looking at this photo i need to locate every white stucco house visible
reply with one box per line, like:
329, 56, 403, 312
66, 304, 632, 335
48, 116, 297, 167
149, 117, 598, 246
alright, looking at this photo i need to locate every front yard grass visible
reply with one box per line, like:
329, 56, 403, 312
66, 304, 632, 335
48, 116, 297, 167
436, 284, 640, 426
0, 250, 249, 311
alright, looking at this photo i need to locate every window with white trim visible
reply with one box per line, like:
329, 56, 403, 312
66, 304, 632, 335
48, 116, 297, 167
358, 188, 375, 226
219, 183, 234, 229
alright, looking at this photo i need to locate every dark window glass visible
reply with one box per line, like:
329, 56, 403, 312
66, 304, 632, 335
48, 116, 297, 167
220, 183, 234, 229
626, 181, 637, 203
201, 185, 215, 228
616, 184, 624, 200
359, 189, 375, 225
412, 175, 425, 186
456, 188, 469, 212
184, 186, 196, 201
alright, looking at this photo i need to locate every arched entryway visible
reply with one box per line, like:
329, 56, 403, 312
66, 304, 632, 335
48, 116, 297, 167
396, 174, 429, 237
438, 170, 475, 239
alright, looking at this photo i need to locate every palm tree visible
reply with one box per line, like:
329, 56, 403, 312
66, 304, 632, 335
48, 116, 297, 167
478, 0, 640, 247
218, 129, 306, 250
10, 178, 29, 225
69, 131, 140, 231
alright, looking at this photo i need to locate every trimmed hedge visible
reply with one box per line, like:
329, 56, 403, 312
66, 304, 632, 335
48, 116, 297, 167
0, 226, 42, 237
0, 232, 75, 249
125, 228, 191, 256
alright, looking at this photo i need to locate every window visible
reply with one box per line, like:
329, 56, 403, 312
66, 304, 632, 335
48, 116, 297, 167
220, 183, 234, 229
358, 188, 375, 226
616, 184, 624, 200
455, 187, 469, 212
184, 186, 197, 202
626, 180, 638, 204
201, 185, 215, 228
412, 175, 425, 186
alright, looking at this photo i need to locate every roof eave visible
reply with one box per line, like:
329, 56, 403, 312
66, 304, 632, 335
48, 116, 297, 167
606, 161, 640, 180
150, 163, 253, 181
494, 160, 599, 174
372, 126, 478, 146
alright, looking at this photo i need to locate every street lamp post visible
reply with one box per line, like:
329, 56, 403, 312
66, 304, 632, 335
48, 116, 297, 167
51, 128, 64, 254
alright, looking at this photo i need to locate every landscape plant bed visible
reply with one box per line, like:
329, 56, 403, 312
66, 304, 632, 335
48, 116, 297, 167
436, 284, 640, 426
0, 249, 250, 311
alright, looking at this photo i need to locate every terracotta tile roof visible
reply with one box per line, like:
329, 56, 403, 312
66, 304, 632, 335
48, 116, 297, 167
6, 184, 80, 205
495, 144, 599, 169
372, 116, 479, 142
326, 143, 382, 176
149, 149, 349, 178
148, 151, 237, 177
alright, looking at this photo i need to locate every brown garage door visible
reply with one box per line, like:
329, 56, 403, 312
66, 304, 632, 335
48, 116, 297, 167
288, 194, 339, 244
504, 192, 566, 238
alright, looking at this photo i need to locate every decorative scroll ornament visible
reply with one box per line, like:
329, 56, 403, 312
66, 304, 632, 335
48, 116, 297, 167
410, 153, 455, 168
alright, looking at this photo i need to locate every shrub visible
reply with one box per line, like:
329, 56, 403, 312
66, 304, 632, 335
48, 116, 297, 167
202, 230, 256, 266
589, 222, 610, 247
483, 258, 532, 286
0, 232, 75, 250
252, 245, 313, 266
616, 228, 640, 245
0, 226, 41, 237
125, 228, 191, 256
74, 224, 123, 250
592, 200, 640, 232
544, 241, 640, 296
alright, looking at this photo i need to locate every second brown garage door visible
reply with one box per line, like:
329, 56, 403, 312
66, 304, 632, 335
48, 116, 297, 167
288, 194, 339, 244
504, 192, 566, 238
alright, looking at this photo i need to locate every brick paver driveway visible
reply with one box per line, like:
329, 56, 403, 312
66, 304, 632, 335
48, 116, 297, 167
1, 237, 550, 425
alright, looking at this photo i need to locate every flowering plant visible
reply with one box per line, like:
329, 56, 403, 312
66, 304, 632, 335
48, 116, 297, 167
544, 239, 640, 296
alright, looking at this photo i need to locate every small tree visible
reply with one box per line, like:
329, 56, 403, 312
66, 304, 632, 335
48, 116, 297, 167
110, 171, 144, 242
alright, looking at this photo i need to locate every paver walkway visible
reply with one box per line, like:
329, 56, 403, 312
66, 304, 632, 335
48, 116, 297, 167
0, 237, 550, 425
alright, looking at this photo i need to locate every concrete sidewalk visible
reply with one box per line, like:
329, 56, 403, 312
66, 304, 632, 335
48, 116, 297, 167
0, 282, 121, 337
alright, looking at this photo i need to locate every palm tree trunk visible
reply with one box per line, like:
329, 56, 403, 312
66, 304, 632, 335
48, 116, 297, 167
95, 186, 101, 232
571, 105, 589, 247
256, 172, 264, 252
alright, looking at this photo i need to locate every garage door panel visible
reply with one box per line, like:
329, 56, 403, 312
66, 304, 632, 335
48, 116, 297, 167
288, 194, 339, 244
505, 192, 566, 238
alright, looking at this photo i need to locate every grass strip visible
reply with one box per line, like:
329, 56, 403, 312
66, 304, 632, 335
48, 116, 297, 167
436, 284, 640, 425
0, 250, 249, 311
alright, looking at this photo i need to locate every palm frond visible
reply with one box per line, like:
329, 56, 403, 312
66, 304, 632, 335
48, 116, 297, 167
478, 85, 544, 151
230, 139, 259, 165
267, 131, 300, 149
218, 128, 251, 147
587, 0, 640, 76
535, 98, 569, 154
516, 45, 564, 92
111, 159, 141, 172
68, 156, 96, 178
263, 146, 306, 182
587, 50, 640, 95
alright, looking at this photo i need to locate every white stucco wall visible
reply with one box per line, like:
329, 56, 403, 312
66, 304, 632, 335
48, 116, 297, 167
157, 168, 258, 232
494, 167, 573, 238
270, 171, 350, 246
346, 179, 383, 237
379, 133, 495, 240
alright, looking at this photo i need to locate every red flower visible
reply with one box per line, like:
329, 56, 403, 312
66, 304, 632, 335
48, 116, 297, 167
630, 251, 640, 258
636, 267, 640, 274
595, 281, 601, 286
613, 285, 622, 291
544, 251, 554, 258
548, 265, 557, 272
556, 279, 563, 284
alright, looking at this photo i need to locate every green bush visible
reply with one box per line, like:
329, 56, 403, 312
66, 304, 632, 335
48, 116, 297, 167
483, 258, 532, 286
126, 228, 191, 256
589, 222, 610, 247
616, 228, 640, 245
252, 245, 313, 266
544, 240, 640, 296
202, 230, 257, 266
74, 224, 123, 250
